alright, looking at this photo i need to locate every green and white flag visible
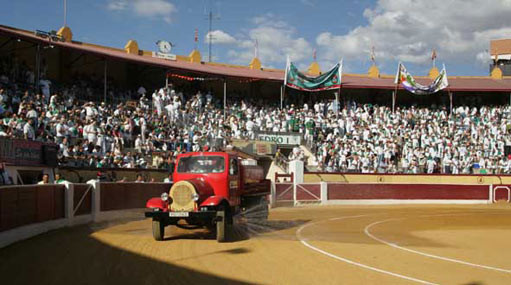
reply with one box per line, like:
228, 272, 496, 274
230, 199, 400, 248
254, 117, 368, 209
394, 63, 449, 95
284, 58, 342, 91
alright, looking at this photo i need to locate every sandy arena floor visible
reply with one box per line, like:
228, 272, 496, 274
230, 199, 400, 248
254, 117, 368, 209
1, 204, 511, 285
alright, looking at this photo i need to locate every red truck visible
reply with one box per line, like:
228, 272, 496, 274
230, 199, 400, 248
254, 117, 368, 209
145, 152, 271, 242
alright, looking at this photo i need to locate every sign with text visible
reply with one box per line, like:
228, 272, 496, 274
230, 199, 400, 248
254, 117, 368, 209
231, 139, 276, 156
0, 138, 57, 166
256, 132, 302, 146
152, 52, 177, 61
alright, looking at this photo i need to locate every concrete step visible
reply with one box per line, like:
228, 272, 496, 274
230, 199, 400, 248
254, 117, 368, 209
266, 160, 287, 181
299, 145, 318, 167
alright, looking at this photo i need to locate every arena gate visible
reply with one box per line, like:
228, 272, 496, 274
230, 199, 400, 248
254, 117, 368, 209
274, 173, 294, 203
492, 185, 511, 202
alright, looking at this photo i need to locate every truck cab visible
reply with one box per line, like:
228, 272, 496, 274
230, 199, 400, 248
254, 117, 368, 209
145, 152, 270, 242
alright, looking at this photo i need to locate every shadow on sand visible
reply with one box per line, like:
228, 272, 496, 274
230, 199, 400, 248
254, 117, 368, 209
0, 224, 254, 285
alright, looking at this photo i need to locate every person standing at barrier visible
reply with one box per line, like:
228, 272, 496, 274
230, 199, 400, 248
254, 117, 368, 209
135, 174, 145, 183
54, 173, 66, 184
164, 173, 173, 183
38, 174, 49, 184
426, 157, 437, 174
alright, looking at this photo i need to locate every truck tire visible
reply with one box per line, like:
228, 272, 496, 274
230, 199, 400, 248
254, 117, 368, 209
152, 220, 165, 241
216, 211, 228, 242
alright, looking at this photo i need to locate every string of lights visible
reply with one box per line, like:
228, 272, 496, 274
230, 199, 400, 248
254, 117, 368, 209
167, 73, 219, 81
167, 73, 260, 83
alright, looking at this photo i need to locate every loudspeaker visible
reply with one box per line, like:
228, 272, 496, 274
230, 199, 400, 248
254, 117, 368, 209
505, 146, 511, 157
42, 144, 58, 167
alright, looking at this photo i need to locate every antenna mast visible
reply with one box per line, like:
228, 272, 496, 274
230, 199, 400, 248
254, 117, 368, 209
64, 0, 67, 27
206, 0, 220, 62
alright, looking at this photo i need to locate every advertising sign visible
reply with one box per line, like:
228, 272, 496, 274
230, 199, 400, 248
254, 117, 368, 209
256, 132, 302, 145
0, 138, 57, 166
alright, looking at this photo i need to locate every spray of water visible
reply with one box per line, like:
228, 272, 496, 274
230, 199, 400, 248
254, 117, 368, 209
227, 204, 305, 241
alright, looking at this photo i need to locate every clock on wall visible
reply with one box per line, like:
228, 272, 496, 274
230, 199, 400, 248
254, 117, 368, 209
156, 40, 173, 54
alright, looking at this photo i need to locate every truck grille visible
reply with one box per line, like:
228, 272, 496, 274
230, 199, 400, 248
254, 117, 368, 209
170, 181, 196, 212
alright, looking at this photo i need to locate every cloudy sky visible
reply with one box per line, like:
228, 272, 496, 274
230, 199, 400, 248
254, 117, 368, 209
2, 0, 511, 75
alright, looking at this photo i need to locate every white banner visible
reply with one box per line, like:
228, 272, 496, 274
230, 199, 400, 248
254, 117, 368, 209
152, 52, 176, 61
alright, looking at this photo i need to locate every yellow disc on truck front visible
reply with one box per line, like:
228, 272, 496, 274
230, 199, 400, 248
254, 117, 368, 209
169, 180, 198, 212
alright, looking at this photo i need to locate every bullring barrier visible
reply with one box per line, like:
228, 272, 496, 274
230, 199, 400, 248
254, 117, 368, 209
271, 160, 510, 206
0, 182, 171, 248
2, 164, 510, 248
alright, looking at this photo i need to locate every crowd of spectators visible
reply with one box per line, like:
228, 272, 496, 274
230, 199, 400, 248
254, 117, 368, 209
0, 83, 222, 169
307, 104, 511, 174
2, 56, 511, 174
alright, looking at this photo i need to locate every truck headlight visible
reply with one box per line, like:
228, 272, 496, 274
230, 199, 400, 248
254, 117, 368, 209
191, 193, 199, 201
161, 192, 169, 202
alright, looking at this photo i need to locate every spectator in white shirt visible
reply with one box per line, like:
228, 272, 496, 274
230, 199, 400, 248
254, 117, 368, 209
23, 119, 35, 140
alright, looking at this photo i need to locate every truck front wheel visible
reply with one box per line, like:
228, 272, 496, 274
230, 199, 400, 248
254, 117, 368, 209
216, 211, 228, 242
152, 220, 165, 241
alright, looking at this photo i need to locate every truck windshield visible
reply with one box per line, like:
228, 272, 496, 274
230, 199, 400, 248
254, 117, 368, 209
177, 156, 225, 174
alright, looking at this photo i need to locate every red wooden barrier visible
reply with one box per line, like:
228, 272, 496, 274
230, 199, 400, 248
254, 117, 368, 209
275, 183, 293, 201
100, 183, 171, 211
296, 184, 321, 201
73, 184, 92, 216
327, 183, 489, 200
0, 185, 65, 232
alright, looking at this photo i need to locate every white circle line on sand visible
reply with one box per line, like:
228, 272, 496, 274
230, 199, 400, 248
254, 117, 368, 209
296, 215, 438, 285
364, 217, 511, 274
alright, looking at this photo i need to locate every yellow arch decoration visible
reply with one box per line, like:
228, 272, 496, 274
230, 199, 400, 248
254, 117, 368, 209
124, 40, 139, 55
57, 26, 72, 42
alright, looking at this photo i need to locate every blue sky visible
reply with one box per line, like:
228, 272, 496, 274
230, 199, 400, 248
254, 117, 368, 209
2, 0, 509, 76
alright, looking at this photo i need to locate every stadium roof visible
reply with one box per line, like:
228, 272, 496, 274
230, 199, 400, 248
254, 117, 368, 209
2, 24, 511, 92
491, 39, 511, 56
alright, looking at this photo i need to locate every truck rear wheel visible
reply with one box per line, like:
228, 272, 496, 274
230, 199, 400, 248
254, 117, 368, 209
216, 211, 228, 242
152, 220, 165, 241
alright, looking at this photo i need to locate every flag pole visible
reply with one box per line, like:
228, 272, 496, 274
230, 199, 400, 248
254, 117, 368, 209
337, 58, 343, 116
443, 63, 452, 115
393, 82, 398, 114
282, 56, 290, 110
393, 62, 401, 113
393, 75, 398, 113
432, 49, 436, 68
194, 28, 198, 50
280, 85, 284, 110
223, 79, 227, 120
449, 91, 453, 115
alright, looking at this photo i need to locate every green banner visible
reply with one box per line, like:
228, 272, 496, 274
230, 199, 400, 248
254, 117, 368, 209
285, 60, 342, 91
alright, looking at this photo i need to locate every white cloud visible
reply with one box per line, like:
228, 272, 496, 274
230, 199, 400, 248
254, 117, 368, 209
316, 0, 511, 68
133, 0, 176, 23
205, 30, 237, 45
223, 14, 313, 68
476, 51, 492, 67
107, 0, 128, 11
107, 0, 176, 23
